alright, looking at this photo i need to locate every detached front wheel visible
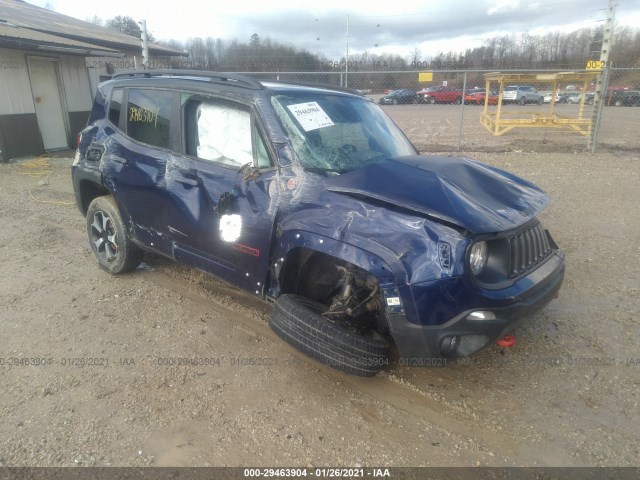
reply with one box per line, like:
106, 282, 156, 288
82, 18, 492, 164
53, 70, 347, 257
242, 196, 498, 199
86, 196, 143, 274
269, 294, 389, 377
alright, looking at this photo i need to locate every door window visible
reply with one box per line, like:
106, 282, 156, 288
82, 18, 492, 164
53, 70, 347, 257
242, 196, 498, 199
126, 89, 173, 149
184, 98, 271, 168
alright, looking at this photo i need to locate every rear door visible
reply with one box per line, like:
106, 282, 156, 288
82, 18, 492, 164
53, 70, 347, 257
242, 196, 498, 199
101, 87, 180, 256
165, 93, 280, 294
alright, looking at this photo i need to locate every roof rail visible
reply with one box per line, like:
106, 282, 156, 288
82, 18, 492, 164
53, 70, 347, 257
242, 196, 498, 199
265, 79, 364, 96
111, 69, 263, 90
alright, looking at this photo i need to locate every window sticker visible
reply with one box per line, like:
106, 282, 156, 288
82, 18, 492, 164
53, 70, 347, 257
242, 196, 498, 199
286, 102, 334, 132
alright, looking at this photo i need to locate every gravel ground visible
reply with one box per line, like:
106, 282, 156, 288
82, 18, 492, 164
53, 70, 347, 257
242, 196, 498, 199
0, 145, 638, 467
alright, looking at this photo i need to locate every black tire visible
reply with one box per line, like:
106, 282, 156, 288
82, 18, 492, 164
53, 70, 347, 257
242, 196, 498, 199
454, 97, 462, 105
392, 99, 398, 105
428, 96, 436, 104
614, 100, 622, 107
86, 195, 144, 274
269, 294, 389, 377
537, 96, 544, 105
518, 97, 526, 105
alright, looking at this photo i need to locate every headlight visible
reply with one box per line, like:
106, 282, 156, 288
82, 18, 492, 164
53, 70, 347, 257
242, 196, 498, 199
469, 241, 488, 275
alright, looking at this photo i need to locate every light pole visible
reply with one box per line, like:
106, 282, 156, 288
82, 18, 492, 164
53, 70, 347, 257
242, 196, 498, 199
345, 14, 350, 87
139, 19, 149, 69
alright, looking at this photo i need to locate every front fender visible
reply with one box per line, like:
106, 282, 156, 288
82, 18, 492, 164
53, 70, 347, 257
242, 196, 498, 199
268, 229, 407, 318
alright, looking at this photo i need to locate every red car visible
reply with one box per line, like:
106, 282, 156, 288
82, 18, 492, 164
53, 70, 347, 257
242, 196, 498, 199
464, 91, 499, 105
420, 86, 463, 104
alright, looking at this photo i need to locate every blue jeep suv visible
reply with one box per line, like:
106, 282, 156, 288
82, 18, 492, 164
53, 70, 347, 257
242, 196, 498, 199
72, 70, 565, 376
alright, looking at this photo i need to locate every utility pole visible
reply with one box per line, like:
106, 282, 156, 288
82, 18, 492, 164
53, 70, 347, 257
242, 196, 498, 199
345, 15, 350, 88
588, 0, 616, 152
140, 19, 149, 69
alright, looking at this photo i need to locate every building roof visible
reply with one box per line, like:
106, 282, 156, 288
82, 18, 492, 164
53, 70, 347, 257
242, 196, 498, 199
0, 0, 186, 57
0, 23, 123, 56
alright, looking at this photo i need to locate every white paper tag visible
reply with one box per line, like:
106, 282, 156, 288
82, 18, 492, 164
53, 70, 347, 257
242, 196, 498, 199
386, 297, 401, 306
287, 102, 334, 131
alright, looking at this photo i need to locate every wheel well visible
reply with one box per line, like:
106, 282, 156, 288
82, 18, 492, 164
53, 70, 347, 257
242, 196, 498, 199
280, 248, 347, 300
279, 247, 389, 334
79, 180, 110, 215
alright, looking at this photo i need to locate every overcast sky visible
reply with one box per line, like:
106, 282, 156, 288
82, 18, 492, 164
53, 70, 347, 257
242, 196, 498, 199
31, 0, 640, 60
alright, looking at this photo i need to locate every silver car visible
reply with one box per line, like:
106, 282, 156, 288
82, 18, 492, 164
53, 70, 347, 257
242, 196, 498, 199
502, 85, 544, 105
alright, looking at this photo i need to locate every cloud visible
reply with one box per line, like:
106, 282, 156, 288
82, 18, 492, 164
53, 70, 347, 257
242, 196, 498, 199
30, 0, 640, 60
487, 0, 521, 16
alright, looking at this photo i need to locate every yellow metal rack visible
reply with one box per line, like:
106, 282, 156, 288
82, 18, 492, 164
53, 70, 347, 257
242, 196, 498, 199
480, 72, 599, 136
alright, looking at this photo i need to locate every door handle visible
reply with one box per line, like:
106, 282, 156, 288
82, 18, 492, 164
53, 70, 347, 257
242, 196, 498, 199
109, 154, 127, 164
175, 176, 198, 187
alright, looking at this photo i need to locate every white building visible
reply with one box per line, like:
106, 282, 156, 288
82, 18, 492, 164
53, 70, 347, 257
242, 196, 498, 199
0, 0, 186, 161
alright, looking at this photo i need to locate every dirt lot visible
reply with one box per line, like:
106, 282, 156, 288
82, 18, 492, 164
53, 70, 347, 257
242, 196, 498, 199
0, 141, 639, 467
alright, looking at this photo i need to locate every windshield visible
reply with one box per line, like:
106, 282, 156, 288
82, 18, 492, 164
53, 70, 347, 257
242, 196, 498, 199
272, 93, 416, 172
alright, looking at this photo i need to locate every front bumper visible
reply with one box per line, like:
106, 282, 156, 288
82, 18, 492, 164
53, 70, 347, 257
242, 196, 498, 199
388, 253, 565, 364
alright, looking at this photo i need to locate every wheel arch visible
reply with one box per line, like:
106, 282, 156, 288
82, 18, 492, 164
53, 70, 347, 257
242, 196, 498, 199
270, 231, 399, 300
78, 179, 110, 215
270, 236, 402, 338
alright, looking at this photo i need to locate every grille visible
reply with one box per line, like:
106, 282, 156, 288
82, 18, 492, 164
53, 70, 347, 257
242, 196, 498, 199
507, 223, 552, 278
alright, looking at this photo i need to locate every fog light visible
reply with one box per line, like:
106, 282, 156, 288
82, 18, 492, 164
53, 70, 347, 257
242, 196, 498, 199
466, 311, 496, 321
440, 335, 459, 356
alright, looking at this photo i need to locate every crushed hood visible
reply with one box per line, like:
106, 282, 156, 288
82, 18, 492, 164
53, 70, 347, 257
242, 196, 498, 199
323, 156, 548, 234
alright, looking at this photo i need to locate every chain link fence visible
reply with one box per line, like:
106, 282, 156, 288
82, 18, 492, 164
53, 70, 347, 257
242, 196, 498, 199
243, 68, 640, 153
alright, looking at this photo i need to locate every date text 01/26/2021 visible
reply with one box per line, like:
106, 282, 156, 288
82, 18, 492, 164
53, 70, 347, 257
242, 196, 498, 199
243, 468, 391, 477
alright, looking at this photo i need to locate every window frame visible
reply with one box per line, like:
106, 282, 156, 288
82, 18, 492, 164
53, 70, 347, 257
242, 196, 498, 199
180, 93, 277, 172
106, 87, 125, 131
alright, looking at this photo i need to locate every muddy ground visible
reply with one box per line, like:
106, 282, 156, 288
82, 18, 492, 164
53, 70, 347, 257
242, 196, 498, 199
0, 139, 639, 467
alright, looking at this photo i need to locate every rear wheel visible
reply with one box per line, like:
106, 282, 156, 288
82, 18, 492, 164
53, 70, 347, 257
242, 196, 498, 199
537, 96, 544, 105
86, 196, 143, 274
518, 97, 526, 105
454, 97, 462, 105
428, 96, 436, 104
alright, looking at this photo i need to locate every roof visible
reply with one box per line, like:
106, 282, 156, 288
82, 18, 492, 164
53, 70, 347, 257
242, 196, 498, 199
108, 70, 362, 95
0, 0, 186, 56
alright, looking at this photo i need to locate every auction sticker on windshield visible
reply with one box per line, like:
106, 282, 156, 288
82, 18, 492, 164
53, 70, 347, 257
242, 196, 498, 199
287, 102, 334, 131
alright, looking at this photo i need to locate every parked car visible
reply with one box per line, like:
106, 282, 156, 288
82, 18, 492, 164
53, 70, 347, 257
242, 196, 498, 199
420, 86, 463, 104
464, 91, 498, 105
73, 70, 565, 376
555, 92, 579, 104
502, 85, 544, 105
609, 90, 640, 106
379, 89, 417, 105
542, 92, 554, 103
